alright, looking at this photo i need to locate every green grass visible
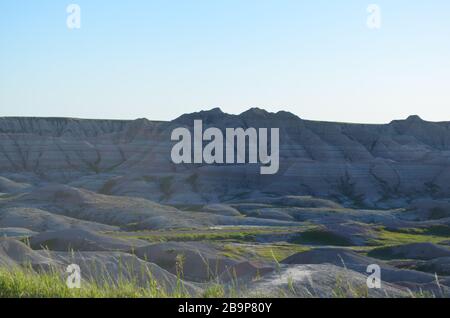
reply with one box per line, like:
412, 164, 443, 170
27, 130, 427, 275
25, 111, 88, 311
220, 243, 310, 262
368, 227, 449, 247
1, 265, 442, 298
117, 227, 301, 243
4, 224, 448, 298
0, 268, 374, 298
332, 274, 370, 298
290, 228, 353, 246
0, 267, 236, 298
0, 268, 185, 298
133, 231, 258, 242
391, 225, 450, 237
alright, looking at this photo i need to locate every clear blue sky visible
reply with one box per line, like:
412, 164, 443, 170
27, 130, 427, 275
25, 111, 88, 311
1, 0, 449, 122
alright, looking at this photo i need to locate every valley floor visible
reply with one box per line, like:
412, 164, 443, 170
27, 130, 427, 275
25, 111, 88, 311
1, 181, 450, 298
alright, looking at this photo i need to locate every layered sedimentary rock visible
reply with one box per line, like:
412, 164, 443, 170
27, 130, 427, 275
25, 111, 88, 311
0, 109, 449, 208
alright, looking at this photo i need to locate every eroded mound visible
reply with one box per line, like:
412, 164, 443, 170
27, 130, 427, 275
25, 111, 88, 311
135, 242, 239, 282
29, 229, 147, 252
368, 243, 450, 260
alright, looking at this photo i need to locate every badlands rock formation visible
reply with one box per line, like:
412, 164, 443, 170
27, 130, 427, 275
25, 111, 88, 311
0, 109, 449, 297
0, 109, 449, 207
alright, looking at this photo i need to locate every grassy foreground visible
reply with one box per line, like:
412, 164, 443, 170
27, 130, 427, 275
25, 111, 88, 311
0, 268, 200, 298
1, 267, 443, 298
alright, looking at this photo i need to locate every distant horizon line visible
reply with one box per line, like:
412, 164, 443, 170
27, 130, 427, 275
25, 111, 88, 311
0, 107, 445, 125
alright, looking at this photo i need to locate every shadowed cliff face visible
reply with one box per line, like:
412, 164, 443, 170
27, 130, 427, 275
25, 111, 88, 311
0, 109, 449, 208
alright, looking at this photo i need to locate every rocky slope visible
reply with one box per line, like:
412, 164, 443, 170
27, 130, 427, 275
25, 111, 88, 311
1, 109, 449, 297
0, 109, 449, 208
